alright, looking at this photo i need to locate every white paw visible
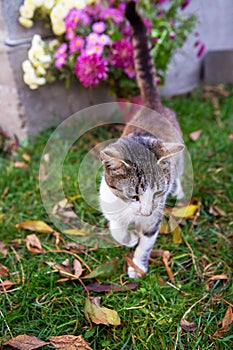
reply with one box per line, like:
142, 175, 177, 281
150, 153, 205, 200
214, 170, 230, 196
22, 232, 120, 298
123, 232, 139, 248
127, 260, 147, 279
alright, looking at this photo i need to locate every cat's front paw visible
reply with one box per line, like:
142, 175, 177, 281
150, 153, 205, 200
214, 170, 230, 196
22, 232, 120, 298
127, 260, 147, 279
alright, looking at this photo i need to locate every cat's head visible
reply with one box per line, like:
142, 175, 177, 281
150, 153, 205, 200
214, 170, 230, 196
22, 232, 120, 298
100, 137, 184, 216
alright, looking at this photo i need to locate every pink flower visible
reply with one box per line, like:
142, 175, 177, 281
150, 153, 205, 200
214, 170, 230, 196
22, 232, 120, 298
75, 52, 108, 87
110, 39, 134, 69
86, 32, 100, 47
86, 43, 104, 56
55, 54, 67, 68
124, 65, 135, 78
100, 8, 124, 24
66, 27, 75, 41
169, 31, 176, 39
55, 43, 67, 58
65, 8, 90, 30
99, 34, 111, 46
92, 21, 106, 34
69, 36, 85, 54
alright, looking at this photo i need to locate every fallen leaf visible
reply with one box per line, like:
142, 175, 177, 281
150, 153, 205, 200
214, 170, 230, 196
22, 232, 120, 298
206, 274, 229, 291
159, 218, 169, 234
125, 257, 146, 278
171, 203, 201, 218
22, 154, 31, 162
64, 242, 87, 253
0, 279, 17, 291
14, 161, 29, 170
209, 205, 227, 217
86, 282, 139, 293
73, 259, 83, 278
180, 318, 198, 332
63, 229, 86, 236
49, 335, 93, 350
53, 199, 77, 219
83, 260, 119, 279
169, 216, 182, 244
45, 259, 72, 277
85, 297, 121, 326
3, 334, 48, 350
150, 250, 167, 258
189, 129, 202, 141
26, 234, 45, 254
0, 241, 8, 257
16, 220, 54, 233
162, 250, 175, 283
213, 305, 233, 338
0, 265, 9, 277
2, 186, 9, 198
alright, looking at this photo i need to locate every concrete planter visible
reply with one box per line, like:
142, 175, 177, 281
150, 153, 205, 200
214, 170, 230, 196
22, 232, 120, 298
0, 0, 232, 139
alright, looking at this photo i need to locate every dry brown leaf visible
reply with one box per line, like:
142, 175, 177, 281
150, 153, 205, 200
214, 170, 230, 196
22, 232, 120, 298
0, 264, 9, 277
16, 220, 54, 233
49, 335, 93, 350
26, 234, 45, 254
150, 249, 167, 258
206, 274, 229, 291
2, 186, 9, 198
46, 259, 72, 277
125, 256, 146, 278
0, 279, 17, 291
22, 154, 31, 162
213, 305, 233, 338
73, 259, 83, 278
180, 318, 198, 332
86, 282, 139, 293
209, 205, 227, 217
189, 129, 202, 141
3, 334, 48, 350
63, 242, 87, 253
85, 297, 121, 326
14, 161, 29, 170
162, 250, 175, 283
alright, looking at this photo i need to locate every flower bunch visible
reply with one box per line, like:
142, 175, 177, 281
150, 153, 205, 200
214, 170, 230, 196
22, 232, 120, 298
19, 0, 203, 97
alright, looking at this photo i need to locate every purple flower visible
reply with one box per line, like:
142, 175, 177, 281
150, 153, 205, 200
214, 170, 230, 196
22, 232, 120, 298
100, 8, 124, 24
86, 4, 103, 18
75, 52, 108, 87
55, 54, 67, 68
86, 43, 104, 56
92, 21, 106, 34
66, 27, 75, 41
110, 39, 134, 69
65, 8, 90, 30
69, 36, 85, 54
55, 43, 68, 58
181, 0, 191, 10
197, 43, 205, 57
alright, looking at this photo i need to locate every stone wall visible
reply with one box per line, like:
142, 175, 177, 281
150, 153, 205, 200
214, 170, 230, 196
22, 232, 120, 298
0, 0, 233, 139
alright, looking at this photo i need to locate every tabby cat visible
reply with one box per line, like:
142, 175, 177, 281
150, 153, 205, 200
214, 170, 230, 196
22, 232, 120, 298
99, 1, 185, 278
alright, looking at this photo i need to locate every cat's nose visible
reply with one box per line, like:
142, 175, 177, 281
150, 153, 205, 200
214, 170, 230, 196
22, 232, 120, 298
138, 209, 152, 216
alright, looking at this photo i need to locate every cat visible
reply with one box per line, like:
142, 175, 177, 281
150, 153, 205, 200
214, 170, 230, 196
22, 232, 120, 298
99, 0, 185, 278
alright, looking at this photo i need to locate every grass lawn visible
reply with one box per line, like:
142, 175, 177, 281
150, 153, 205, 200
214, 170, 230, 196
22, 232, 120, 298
0, 86, 233, 349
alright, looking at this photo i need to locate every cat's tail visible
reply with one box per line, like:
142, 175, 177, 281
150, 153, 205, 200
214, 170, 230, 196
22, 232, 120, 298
125, 1, 161, 110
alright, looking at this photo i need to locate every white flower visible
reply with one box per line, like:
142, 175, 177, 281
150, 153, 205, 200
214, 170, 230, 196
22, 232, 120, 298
24, 69, 46, 89
31, 34, 43, 47
22, 59, 34, 73
42, 0, 55, 10
36, 65, 46, 76
51, 20, 66, 36
18, 16, 33, 28
31, 0, 44, 6
19, 5, 35, 19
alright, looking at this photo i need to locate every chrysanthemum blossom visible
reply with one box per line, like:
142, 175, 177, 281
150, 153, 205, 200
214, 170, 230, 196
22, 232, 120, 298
86, 43, 104, 56
55, 43, 68, 58
55, 54, 67, 68
69, 36, 85, 54
99, 34, 111, 46
92, 21, 106, 33
65, 8, 90, 30
75, 52, 108, 87
110, 38, 134, 69
124, 65, 135, 78
86, 32, 100, 47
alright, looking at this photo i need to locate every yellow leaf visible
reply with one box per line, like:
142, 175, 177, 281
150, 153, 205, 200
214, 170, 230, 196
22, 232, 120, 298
85, 297, 121, 326
171, 204, 200, 218
63, 229, 87, 236
172, 224, 182, 244
16, 220, 54, 233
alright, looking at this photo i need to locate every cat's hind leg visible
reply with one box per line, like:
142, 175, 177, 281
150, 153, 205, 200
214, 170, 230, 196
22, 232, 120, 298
109, 221, 139, 248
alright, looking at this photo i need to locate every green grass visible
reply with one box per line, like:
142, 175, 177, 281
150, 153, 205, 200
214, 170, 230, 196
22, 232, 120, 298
0, 86, 233, 349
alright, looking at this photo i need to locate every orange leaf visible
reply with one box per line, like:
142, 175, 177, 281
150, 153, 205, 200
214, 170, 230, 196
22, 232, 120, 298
162, 250, 175, 283
213, 306, 233, 338
206, 274, 229, 291
0, 279, 17, 291
49, 335, 93, 350
0, 265, 9, 277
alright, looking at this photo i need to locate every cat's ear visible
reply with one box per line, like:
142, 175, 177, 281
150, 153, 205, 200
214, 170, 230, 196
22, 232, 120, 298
157, 143, 184, 164
100, 149, 131, 171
